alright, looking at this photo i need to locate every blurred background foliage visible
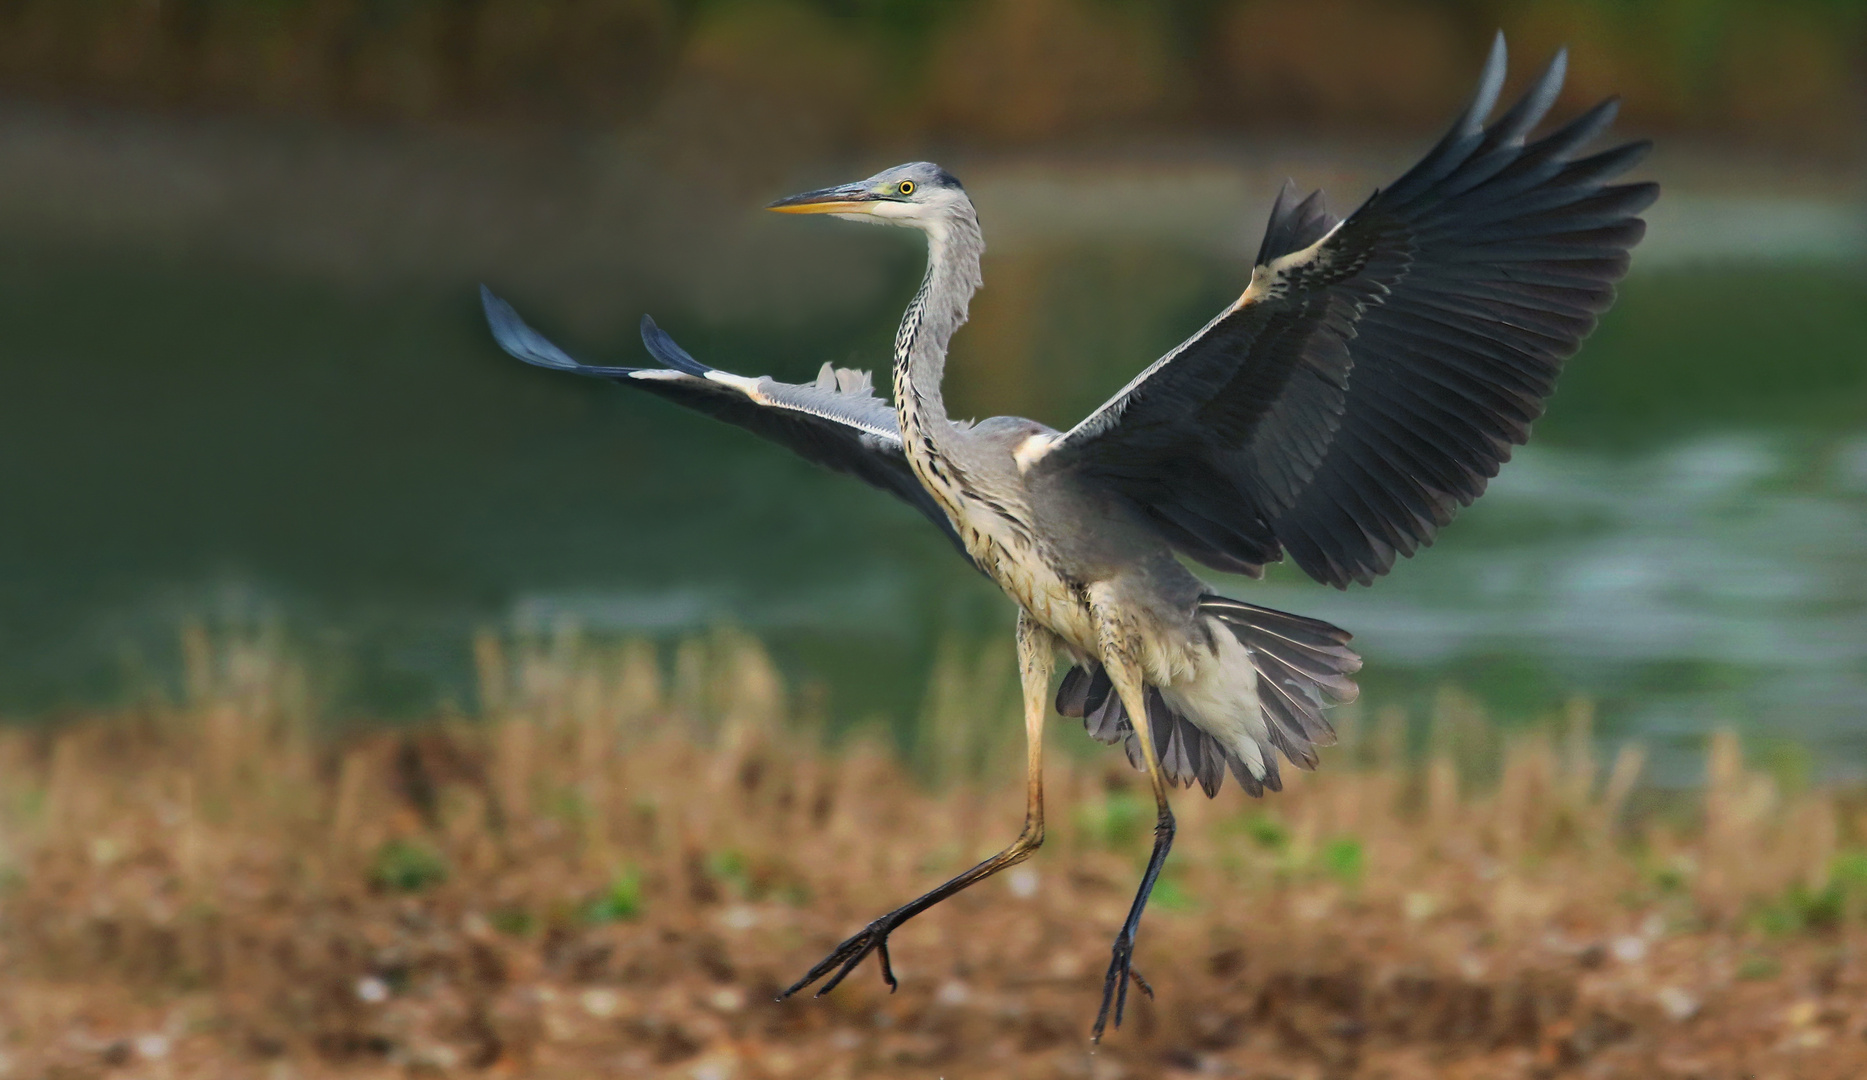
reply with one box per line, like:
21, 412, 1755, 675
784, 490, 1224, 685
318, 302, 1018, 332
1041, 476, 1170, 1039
0, 0, 1856, 149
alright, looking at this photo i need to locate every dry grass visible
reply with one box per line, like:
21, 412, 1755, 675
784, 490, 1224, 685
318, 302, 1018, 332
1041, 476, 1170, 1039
4, 627, 1867, 1079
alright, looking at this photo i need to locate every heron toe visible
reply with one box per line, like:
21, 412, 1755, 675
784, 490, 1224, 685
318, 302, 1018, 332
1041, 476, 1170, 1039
1092, 931, 1139, 1042
781, 915, 904, 1000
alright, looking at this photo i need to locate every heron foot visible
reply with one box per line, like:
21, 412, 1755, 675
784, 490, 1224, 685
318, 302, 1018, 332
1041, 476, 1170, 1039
778, 913, 905, 1000
778, 827, 1045, 1005
1091, 932, 1155, 1041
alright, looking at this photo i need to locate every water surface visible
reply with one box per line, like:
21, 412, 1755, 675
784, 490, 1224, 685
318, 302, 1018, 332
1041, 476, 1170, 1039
0, 113, 1861, 780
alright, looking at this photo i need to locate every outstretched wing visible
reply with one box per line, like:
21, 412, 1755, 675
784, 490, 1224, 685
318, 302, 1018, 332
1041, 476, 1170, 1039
1035, 36, 1658, 587
480, 287, 969, 560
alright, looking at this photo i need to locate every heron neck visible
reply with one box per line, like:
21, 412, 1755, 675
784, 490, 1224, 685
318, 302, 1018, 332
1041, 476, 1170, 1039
894, 212, 983, 466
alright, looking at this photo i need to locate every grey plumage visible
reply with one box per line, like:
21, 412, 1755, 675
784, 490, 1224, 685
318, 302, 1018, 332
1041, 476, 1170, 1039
482, 35, 1653, 1038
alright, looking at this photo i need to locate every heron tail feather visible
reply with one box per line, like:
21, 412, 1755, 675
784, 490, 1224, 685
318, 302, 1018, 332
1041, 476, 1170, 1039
1054, 596, 1361, 800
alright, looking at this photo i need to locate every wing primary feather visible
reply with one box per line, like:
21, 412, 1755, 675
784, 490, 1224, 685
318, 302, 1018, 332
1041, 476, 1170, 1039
1465, 32, 1512, 128
1428, 48, 1569, 203
1528, 96, 1624, 162
1457, 98, 1625, 211
1381, 32, 1510, 207
1489, 47, 1567, 145
638, 315, 712, 376
482, 286, 627, 375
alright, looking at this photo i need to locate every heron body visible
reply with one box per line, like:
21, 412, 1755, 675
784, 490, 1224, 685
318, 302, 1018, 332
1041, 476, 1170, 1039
785, 166, 1337, 796
482, 35, 1655, 1038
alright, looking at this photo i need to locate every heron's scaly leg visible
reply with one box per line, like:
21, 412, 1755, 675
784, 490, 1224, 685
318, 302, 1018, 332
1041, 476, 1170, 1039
1089, 601, 1175, 1043
780, 611, 1057, 1000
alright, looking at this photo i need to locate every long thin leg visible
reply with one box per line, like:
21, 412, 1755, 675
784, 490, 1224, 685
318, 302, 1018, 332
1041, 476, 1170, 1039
1089, 600, 1175, 1043
780, 610, 1058, 1000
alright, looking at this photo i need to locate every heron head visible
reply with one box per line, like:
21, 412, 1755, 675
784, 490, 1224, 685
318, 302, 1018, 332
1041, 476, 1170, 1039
767, 162, 969, 228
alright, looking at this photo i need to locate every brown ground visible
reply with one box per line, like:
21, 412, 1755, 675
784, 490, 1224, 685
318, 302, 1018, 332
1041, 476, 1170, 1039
4, 632, 1867, 1079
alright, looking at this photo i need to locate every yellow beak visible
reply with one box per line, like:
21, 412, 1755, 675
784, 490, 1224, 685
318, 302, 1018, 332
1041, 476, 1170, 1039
766, 183, 879, 215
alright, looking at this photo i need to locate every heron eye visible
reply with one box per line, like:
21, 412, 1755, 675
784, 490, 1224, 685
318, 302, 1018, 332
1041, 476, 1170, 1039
897, 180, 915, 196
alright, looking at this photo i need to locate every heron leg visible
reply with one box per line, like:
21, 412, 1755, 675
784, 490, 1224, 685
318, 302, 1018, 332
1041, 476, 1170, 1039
1089, 604, 1175, 1043
779, 610, 1057, 1001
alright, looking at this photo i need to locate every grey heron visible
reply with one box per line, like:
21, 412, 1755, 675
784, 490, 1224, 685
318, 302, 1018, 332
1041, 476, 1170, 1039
482, 34, 1655, 1039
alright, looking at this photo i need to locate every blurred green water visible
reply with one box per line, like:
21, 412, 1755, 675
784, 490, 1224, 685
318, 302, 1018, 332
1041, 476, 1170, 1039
0, 217, 1862, 782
